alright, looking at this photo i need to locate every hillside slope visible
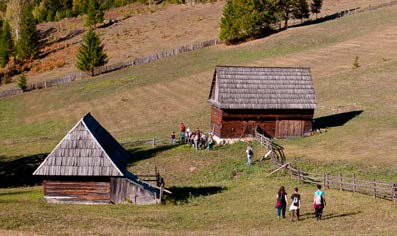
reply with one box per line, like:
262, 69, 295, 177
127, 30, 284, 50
1, 5, 396, 171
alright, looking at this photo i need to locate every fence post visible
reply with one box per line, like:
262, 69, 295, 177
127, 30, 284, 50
323, 172, 326, 188
152, 138, 156, 148
299, 168, 303, 184
353, 173, 356, 193
297, 168, 301, 183
339, 173, 343, 191
373, 178, 376, 199
393, 183, 396, 202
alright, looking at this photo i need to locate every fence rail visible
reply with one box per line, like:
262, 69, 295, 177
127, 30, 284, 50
255, 126, 397, 202
0, 38, 220, 99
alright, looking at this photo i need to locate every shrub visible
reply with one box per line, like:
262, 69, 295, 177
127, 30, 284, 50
17, 73, 28, 91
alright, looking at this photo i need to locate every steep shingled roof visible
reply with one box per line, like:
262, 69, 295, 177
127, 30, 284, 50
33, 113, 129, 176
208, 66, 317, 110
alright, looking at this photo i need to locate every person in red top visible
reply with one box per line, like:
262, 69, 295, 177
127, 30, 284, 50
180, 123, 185, 133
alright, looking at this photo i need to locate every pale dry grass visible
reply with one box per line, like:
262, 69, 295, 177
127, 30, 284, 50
0, 0, 392, 88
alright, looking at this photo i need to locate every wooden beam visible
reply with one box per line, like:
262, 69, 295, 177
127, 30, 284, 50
265, 163, 290, 177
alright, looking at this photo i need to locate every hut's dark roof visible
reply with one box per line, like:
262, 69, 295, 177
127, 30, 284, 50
208, 66, 317, 109
33, 113, 129, 176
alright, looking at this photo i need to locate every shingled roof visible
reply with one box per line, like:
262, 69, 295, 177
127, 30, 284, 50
33, 113, 129, 176
208, 66, 317, 109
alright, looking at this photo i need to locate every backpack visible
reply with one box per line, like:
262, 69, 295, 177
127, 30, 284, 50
248, 149, 253, 156
314, 194, 322, 205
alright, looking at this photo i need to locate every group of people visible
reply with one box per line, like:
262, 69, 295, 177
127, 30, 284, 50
275, 184, 326, 222
171, 123, 215, 150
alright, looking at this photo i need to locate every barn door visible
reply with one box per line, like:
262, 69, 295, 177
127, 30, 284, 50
276, 120, 304, 138
244, 121, 256, 137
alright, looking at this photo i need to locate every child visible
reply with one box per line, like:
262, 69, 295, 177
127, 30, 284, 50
289, 187, 301, 222
171, 131, 176, 145
313, 184, 326, 220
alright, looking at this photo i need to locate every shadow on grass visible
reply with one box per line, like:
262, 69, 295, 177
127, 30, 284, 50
290, 8, 360, 29
296, 211, 361, 221
165, 186, 226, 204
313, 110, 363, 129
126, 144, 179, 165
0, 153, 47, 188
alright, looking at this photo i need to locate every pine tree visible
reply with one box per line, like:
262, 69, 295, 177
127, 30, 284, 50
0, 21, 15, 68
76, 28, 108, 75
220, 0, 278, 44
86, 0, 104, 28
17, 73, 27, 91
292, 0, 310, 23
310, 0, 323, 19
17, 6, 40, 61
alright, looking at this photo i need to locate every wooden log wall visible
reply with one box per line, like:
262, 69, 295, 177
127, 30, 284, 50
211, 107, 313, 138
111, 177, 157, 204
44, 177, 111, 204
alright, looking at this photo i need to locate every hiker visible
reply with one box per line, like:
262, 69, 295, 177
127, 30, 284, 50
180, 131, 186, 144
179, 123, 185, 138
186, 127, 192, 145
289, 187, 301, 222
275, 186, 288, 219
313, 184, 326, 220
207, 135, 214, 150
193, 132, 199, 151
171, 131, 176, 145
200, 133, 207, 149
246, 145, 253, 166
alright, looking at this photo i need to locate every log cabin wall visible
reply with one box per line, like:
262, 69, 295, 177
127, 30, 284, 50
110, 178, 158, 204
44, 176, 111, 204
210, 108, 314, 138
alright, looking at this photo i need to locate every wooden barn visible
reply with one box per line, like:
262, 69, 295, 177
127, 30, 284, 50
33, 113, 165, 204
208, 66, 317, 139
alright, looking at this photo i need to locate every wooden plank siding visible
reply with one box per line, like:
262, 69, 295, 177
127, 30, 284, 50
44, 177, 111, 204
210, 108, 313, 138
111, 178, 158, 205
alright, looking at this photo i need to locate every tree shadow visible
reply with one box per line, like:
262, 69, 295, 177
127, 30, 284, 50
0, 153, 47, 188
313, 110, 363, 129
290, 8, 361, 29
165, 186, 226, 204
126, 144, 179, 165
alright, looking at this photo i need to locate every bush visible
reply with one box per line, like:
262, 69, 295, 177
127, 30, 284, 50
17, 73, 28, 91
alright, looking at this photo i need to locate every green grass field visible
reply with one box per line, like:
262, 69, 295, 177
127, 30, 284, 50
0, 4, 396, 235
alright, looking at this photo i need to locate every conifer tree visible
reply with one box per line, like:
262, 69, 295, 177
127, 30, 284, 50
17, 6, 40, 61
17, 73, 27, 91
310, 0, 323, 19
86, 0, 104, 28
220, 0, 278, 44
293, 0, 310, 23
0, 21, 15, 68
76, 28, 108, 75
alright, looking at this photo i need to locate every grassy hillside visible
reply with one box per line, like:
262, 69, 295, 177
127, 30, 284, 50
0, 143, 396, 235
0, 2, 396, 235
1, 5, 396, 171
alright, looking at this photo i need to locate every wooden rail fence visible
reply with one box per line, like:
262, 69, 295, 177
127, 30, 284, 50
0, 38, 220, 99
255, 127, 397, 202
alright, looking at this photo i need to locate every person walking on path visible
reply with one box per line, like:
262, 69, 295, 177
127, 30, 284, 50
246, 145, 253, 166
275, 186, 288, 219
171, 131, 176, 145
289, 187, 301, 222
313, 184, 326, 220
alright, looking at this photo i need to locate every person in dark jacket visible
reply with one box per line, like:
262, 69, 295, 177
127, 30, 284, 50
275, 186, 288, 219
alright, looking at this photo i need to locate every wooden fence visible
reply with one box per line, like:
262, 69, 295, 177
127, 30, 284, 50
0, 38, 220, 99
255, 127, 397, 202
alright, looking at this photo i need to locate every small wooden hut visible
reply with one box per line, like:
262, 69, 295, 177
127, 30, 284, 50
33, 113, 163, 204
208, 66, 317, 138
